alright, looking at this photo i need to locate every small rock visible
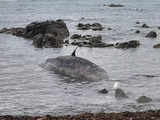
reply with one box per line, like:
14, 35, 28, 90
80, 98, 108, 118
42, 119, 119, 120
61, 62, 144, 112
136, 96, 152, 103
107, 27, 112, 30
98, 89, 108, 94
115, 88, 128, 99
91, 23, 104, 31
136, 21, 140, 24
153, 43, 160, 48
142, 24, 149, 28
114, 40, 140, 49
135, 30, 140, 34
145, 31, 157, 38
71, 34, 81, 39
107, 4, 124, 7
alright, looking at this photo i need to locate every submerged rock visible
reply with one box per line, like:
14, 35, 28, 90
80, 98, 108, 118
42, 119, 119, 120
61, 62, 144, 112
136, 96, 152, 103
115, 88, 128, 99
153, 43, 160, 48
145, 31, 157, 38
0, 20, 69, 48
114, 40, 140, 49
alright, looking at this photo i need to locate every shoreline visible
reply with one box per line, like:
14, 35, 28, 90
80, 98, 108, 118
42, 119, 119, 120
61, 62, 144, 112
1, 110, 160, 120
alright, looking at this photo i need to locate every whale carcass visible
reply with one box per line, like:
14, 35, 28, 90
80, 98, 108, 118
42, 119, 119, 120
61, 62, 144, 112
44, 56, 109, 81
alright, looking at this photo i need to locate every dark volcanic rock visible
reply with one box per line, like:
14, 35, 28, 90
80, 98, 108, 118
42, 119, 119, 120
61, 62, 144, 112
153, 43, 160, 48
114, 40, 140, 49
142, 24, 149, 28
71, 35, 114, 48
135, 30, 140, 34
107, 4, 124, 7
71, 34, 81, 39
145, 31, 157, 38
98, 89, 108, 94
136, 96, 152, 103
91, 23, 104, 31
0, 20, 69, 48
77, 23, 104, 31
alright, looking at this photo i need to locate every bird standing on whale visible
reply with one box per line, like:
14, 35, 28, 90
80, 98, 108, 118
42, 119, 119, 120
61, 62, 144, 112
44, 48, 109, 81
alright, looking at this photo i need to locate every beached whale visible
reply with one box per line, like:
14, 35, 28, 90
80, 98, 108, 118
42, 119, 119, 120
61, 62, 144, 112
44, 55, 109, 81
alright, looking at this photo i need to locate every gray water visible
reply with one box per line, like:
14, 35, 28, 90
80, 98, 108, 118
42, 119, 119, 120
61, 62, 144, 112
0, 0, 160, 116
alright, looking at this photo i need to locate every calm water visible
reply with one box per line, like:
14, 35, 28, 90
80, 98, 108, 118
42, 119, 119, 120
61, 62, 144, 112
0, 0, 160, 116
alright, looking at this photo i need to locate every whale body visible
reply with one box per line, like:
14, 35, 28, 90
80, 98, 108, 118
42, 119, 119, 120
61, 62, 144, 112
44, 56, 109, 81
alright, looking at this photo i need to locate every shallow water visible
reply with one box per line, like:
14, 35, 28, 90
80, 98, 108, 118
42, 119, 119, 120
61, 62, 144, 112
0, 0, 160, 116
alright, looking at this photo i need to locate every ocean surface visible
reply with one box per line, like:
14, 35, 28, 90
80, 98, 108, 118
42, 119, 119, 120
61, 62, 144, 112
0, 0, 160, 116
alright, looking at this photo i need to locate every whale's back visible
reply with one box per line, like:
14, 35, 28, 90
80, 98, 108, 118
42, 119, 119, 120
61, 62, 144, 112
45, 56, 109, 80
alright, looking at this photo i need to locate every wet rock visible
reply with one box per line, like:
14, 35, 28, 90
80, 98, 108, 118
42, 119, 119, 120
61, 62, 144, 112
98, 89, 108, 94
77, 23, 104, 31
142, 24, 149, 28
91, 23, 104, 31
114, 40, 140, 49
107, 4, 124, 7
136, 96, 152, 103
71, 34, 81, 39
0, 20, 69, 48
71, 35, 114, 48
153, 43, 160, 48
135, 30, 140, 34
77, 23, 91, 30
115, 88, 128, 99
145, 31, 157, 38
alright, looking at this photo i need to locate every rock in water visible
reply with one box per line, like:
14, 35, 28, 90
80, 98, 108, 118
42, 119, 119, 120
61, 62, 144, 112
114, 40, 140, 49
44, 56, 109, 81
136, 96, 152, 103
145, 31, 157, 38
115, 88, 128, 99
0, 20, 69, 48
153, 43, 160, 48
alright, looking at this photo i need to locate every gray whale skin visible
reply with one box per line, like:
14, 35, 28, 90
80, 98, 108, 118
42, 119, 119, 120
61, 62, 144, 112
44, 56, 109, 80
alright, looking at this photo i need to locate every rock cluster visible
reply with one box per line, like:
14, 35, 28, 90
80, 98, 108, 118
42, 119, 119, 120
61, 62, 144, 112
0, 20, 69, 48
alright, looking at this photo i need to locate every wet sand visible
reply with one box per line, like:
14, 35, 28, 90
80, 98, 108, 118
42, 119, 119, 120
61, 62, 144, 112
1, 110, 160, 120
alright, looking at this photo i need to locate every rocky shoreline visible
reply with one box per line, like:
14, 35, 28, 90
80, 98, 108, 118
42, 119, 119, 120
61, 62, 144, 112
1, 110, 160, 120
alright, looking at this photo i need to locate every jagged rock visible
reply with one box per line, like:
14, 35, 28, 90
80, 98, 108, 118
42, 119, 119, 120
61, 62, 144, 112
0, 20, 69, 48
115, 88, 128, 99
136, 96, 152, 103
153, 43, 160, 48
114, 40, 140, 49
145, 31, 157, 38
